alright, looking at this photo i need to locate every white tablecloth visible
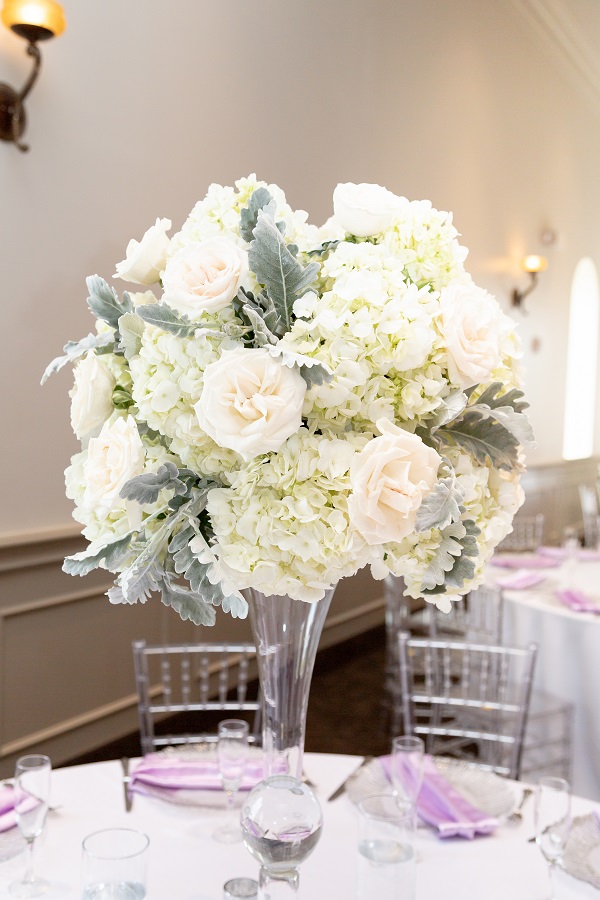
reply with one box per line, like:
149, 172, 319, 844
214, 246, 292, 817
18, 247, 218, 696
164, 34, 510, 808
498, 557, 600, 802
0, 754, 598, 899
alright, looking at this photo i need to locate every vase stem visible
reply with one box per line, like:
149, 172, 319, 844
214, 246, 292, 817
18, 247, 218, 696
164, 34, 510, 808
248, 588, 334, 780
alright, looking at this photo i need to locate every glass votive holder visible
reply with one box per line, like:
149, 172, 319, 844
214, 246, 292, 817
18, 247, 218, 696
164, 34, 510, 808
223, 877, 259, 899
356, 795, 416, 900
82, 827, 149, 899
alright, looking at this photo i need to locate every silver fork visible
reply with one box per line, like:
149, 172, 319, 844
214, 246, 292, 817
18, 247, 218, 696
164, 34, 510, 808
507, 787, 533, 824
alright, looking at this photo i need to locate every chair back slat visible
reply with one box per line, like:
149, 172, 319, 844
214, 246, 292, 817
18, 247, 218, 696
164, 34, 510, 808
132, 640, 262, 755
397, 631, 537, 778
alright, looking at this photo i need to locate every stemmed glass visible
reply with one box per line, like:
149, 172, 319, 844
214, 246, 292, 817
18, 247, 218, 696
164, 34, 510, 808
9, 754, 52, 898
535, 776, 571, 899
390, 736, 425, 818
213, 719, 249, 843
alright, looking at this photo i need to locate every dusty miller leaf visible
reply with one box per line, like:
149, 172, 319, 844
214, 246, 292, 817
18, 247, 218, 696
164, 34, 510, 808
240, 187, 276, 242
120, 462, 187, 505
470, 382, 534, 448
249, 210, 319, 334
86, 275, 133, 329
63, 534, 134, 577
242, 304, 279, 347
41, 331, 115, 384
438, 410, 522, 472
136, 303, 200, 338
421, 519, 480, 594
267, 344, 333, 387
159, 575, 216, 626
415, 474, 464, 533
476, 382, 529, 414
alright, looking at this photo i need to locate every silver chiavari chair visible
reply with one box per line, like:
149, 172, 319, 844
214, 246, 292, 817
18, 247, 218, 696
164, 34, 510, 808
497, 512, 545, 552
579, 483, 600, 548
132, 640, 262, 755
398, 631, 537, 779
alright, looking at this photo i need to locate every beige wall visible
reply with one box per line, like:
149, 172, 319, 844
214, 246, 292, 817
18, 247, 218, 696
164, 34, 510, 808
1, 0, 599, 539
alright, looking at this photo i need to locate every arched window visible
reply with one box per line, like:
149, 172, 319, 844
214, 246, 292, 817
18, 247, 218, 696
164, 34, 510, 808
562, 257, 600, 460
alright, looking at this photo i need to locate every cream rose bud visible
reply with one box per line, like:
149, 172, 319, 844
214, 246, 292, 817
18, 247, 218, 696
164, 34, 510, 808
195, 347, 307, 461
83, 416, 145, 512
162, 237, 248, 320
70, 353, 116, 442
348, 419, 441, 545
439, 282, 505, 389
114, 218, 172, 285
333, 182, 404, 237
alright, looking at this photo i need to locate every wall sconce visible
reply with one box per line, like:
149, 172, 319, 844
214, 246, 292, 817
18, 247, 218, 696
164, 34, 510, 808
511, 254, 548, 311
0, 0, 66, 152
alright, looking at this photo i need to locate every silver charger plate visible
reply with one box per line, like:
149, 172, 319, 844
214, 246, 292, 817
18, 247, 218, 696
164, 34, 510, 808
346, 756, 517, 819
561, 813, 600, 890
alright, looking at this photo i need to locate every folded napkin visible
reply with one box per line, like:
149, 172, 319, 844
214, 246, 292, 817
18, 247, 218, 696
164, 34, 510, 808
130, 751, 275, 807
576, 549, 600, 562
491, 555, 560, 570
538, 546, 568, 559
495, 571, 546, 590
379, 755, 498, 839
0, 785, 38, 833
556, 589, 600, 614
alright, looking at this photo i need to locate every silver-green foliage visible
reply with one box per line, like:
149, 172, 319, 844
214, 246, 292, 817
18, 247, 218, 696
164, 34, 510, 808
420, 519, 480, 595
415, 472, 464, 533
87, 275, 133, 329
41, 330, 115, 384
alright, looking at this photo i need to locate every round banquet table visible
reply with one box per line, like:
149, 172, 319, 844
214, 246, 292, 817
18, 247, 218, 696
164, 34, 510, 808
498, 556, 600, 802
0, 753, 598, 899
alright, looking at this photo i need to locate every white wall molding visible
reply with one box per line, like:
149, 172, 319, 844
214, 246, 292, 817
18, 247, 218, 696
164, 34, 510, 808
511, 0, 600, 115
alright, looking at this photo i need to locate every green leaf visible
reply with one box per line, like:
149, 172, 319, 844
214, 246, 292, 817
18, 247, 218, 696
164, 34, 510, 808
242, 304, 279, 347
41, 331, 115, 384
120, 462, 187, 505
438, 409, 522, 472
421, 519, 480, 594
118, 312, 145, 359
136, 303, 200, 338
63, 534, 134, 577
239, 187, 276, 243
86, 275, 133, 329
112, 385, 134, 409
476, 382, 529, 414
268, 345, 333, 387
415, 474, 464, 533
172, 538, 247, 618
249, 211, 319, 335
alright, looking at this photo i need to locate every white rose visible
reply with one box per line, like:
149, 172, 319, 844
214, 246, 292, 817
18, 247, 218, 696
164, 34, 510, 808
70, 353, 116, 442
128, 290, 157, 306
439, 283, 504, 389
348, 418, 441, 545
333, 182, 403, 237
195, 347, 306, 460
162, 237, 248, 320
114, 217, 172, 285
83, 416, 145, 512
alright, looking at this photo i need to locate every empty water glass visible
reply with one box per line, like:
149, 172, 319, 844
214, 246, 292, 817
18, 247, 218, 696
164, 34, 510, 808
82, 828, 149, 899
356, 795, 416, 900
390, 736, 425, 813
214, 719, 250, 843
9, 754, 51, 899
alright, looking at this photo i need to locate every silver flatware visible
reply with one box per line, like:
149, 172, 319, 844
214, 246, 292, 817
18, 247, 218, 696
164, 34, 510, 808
507, 787, 533, 824
327, 756, 373, 802
120, 757, 133, 812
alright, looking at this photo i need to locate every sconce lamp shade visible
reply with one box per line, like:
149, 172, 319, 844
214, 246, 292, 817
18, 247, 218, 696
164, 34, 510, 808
1, 0, 66, 42
522, 254, 548, 274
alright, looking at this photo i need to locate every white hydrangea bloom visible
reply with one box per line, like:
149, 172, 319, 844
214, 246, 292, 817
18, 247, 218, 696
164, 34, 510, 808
207, 429, 377, 602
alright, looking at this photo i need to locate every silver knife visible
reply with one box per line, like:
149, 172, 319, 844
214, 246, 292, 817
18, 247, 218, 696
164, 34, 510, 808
120, 757, 133, 812
327, 756, 373, 802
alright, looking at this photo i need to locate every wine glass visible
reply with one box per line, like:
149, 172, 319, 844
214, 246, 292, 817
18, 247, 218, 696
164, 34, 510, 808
535, 775, 571, 899
213, 719, 249, 843
390, 736, 425, 815
9, 754, 52, 898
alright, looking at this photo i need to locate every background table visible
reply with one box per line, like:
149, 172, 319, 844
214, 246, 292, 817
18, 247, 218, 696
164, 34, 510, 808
0, 753, 598, 899
500, 557, 600, 802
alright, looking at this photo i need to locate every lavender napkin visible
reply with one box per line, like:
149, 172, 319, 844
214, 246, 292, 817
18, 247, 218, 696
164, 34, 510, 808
380, 755, 498, 839
556, 589, 600, 614
495, 571, 546, 590
576, 549, 600, 562
130, 752, 277, 807
491, 555, 561, 570
0, 786, 37, 833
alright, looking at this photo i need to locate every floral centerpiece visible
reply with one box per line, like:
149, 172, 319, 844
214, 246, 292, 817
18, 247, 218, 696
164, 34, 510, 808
44, 176, 530, 623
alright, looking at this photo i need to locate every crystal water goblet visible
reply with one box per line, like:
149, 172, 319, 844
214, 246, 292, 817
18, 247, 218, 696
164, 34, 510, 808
9, 754, 52, 898
535, 776, 571, 899
390, 736, 425, 813
213, 719, 249, 843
